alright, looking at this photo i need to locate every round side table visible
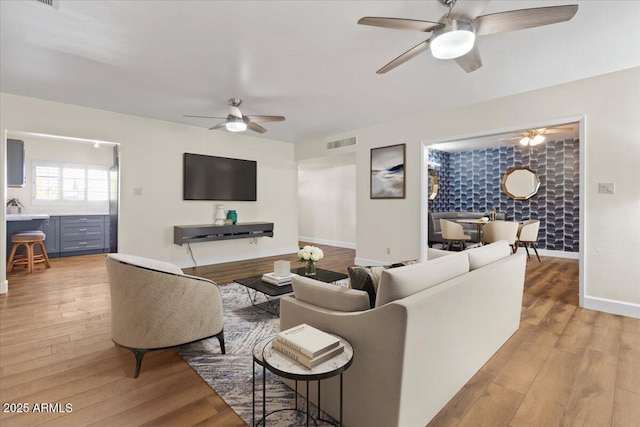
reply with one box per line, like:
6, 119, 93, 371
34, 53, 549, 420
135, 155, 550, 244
252, 334, 353, 426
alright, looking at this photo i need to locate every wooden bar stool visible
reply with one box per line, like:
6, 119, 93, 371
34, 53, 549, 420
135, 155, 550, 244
7, 231, 51, 273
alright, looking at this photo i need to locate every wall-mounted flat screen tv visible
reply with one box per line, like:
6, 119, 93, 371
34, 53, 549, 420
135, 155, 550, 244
184, 153, 257, 201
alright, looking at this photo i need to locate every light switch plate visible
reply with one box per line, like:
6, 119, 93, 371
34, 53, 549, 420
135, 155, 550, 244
598, 182, 615, 194
133, 187, 143, 196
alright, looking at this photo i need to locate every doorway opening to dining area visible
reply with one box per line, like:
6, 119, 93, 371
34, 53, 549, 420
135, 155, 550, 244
420, 116, 585, 307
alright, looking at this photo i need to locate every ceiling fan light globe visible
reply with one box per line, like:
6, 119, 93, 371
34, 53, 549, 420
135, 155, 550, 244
519, 136, 531, 146
531, 134, 546, 145
225, 120, 247, 132
431, 20, 476, 60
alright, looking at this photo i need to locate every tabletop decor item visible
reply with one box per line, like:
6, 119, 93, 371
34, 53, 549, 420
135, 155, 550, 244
298, 245, 323, 276
214, 205, 226, 225
226, 209, 237, 224
6, 198, 24, 214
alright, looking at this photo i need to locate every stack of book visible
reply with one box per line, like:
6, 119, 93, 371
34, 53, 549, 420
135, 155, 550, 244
273, 323, 344, 369
261, 272, 296, 286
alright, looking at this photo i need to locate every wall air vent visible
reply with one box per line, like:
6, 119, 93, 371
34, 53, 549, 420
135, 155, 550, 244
327, 136, 357, 150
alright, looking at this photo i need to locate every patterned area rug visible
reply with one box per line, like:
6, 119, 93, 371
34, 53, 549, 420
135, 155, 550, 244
178, 283, 328, 426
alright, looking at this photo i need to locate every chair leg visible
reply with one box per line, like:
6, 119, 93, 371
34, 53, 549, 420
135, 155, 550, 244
523, 243, 531, 258
27, 242, 35, 273
532, 243, 541, 262
6, 242, 21, 273
35, 241, 51, 268
131, 349, 148, 378
215, 330, 226, 354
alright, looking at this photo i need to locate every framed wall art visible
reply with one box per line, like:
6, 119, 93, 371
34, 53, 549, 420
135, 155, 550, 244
370, 143, 406, 199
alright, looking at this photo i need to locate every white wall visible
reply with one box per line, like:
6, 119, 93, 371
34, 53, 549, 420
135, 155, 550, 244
1, 94, 300, 283
6, 134, 113, 214
298, 162, 356, 248
297, 67, 640, 316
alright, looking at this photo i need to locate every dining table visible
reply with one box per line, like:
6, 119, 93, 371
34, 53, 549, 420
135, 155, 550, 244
456, 218, 490, 244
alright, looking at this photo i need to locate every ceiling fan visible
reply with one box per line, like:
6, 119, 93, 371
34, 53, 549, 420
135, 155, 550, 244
184, 98, 285, 134
358, 0, 579, 74
502, 127, 574, 147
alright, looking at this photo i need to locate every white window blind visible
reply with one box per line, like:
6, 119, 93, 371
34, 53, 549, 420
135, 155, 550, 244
33, 162, 110, 206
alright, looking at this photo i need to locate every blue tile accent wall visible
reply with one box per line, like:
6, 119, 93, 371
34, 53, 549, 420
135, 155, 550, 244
428, 139, 579, 252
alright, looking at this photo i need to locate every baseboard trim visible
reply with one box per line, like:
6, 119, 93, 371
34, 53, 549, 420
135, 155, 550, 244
524, 248, 579, 259
354, 257, 386, 267
0, 279, 7, 294
583, 296, 640, 319
174, 246, 300, 270
298, 236, 356, 250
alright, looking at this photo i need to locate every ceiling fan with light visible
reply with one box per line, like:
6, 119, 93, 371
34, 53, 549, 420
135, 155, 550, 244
184, 98, 285, 134
502, 127, 574, 148
358, 0, 578, 74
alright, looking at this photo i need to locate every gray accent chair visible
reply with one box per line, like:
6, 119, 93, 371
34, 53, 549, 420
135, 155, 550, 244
105, 253, 225, 378
428, 211, 507, 246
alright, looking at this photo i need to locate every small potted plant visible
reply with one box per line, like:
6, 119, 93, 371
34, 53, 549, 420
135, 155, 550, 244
6, 198, 24, 214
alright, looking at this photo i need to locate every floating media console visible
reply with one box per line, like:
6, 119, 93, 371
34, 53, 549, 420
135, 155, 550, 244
173, 222, 274, 245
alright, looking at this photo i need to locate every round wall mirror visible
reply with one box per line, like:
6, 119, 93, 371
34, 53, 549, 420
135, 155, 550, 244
427, 169, 439, 200
501, 167, 540, 200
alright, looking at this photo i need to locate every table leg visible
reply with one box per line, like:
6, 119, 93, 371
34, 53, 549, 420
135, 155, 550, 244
262, 364, 266, 426
252, 360, 255, 427
306, 381, 310, 427
340, 373, 343, 427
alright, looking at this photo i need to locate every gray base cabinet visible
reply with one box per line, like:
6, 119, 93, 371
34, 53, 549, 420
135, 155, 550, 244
60, 216, 105, 254
42, 216, 60, 257
6, 215, 111, 261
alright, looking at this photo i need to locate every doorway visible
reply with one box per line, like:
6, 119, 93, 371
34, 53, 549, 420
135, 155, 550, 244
420, 116, 585, 307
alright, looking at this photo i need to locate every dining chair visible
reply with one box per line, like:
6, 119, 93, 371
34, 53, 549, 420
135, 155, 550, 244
440, 219, 472, 251
482, 221, 519, 253
516, 220, 542, 262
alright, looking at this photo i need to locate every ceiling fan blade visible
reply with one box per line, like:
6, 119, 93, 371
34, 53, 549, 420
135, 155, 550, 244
542, 127, 574, 134
244, 115, 285, 123
454, 44, 482, 73
246, 121, 267, 134
358, 17, 443, 32
184, 115, 227, 119
448, 0, 490, 21
376, 39, 431, 74
475, 5, 579, 36
208, 123, 227, 131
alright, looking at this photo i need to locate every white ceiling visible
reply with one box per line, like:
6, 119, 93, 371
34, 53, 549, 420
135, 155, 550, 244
1, 1, 639, 144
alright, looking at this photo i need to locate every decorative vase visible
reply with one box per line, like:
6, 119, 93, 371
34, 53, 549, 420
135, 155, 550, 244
304, 260, 317, 276
214, 205, 226, 225
226, 210, 237, 224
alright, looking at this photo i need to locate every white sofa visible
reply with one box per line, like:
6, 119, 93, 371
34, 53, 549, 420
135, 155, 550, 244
279, 241, 526, 427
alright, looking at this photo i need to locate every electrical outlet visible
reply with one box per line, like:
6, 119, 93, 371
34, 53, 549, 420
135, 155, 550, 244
598, 182, 615, 194
386, 248, 391, 255
133, 187, 143, 196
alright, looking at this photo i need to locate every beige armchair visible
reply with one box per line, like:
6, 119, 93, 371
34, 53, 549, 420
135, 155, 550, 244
516, 219, 542, 262
440, 219, 472, 251
105, 253, 225, 378
482, 221, 519, 253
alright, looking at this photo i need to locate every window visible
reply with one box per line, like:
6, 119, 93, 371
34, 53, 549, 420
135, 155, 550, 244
33, 162, 110, 205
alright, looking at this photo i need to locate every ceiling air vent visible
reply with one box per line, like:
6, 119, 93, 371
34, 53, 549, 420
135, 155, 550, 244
327, 136, 357, 150
33, 0, 58, 8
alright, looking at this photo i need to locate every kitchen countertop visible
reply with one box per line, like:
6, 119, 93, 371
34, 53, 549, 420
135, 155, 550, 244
6, 214, 50, 221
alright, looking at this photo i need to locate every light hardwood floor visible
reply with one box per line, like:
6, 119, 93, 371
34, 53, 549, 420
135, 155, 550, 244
0, 246, 638, 426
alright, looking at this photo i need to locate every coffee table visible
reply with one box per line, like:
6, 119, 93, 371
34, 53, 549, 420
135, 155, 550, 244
234, 267, 348, 315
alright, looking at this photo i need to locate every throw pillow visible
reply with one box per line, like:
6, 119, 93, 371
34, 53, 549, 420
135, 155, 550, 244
348, 259, 420, 308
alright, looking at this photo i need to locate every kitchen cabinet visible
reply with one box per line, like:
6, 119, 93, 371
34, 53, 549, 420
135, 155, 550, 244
7, 139, 25, 187
42, 216, 60, 256
60, 216, 105, 254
